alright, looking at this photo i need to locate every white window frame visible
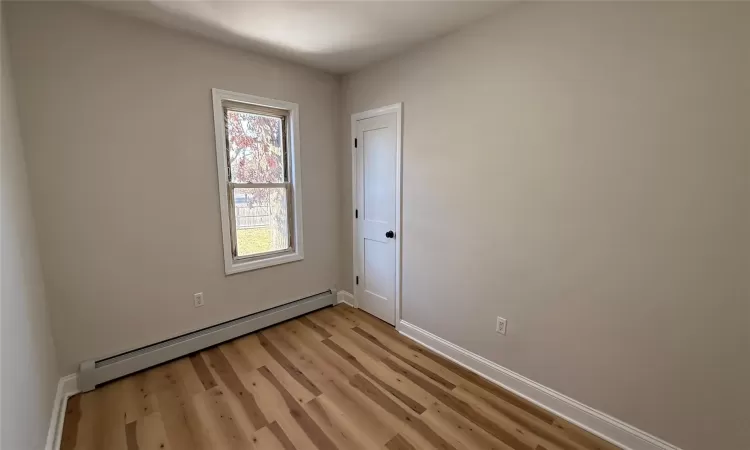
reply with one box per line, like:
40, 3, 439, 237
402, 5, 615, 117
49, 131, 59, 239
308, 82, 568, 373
212, 88, 304, 275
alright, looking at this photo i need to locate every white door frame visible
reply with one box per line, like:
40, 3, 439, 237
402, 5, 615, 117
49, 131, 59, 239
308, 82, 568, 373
351, 103, 403, 326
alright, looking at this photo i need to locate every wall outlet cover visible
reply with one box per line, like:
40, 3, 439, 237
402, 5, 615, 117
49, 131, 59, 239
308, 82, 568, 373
194, 292, 204, 308
496, 316, 507, 335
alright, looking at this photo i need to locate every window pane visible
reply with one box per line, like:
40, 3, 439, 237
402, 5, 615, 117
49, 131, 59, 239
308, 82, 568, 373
226, 109, 285, 183
233, 187, 289, 258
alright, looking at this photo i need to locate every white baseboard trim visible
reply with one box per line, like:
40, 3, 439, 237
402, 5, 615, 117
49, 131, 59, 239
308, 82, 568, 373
46, 374, 80, 450
336, 290, 356, 308
397, 320, 682, 450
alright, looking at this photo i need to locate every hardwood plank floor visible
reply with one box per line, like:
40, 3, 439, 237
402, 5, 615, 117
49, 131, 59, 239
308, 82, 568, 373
60, 305, 620, 450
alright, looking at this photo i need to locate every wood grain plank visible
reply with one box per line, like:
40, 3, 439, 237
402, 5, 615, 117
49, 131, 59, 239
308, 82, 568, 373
153, 379, 202, 450
385, 434, 417, 450
204, 347, 268, 430
322, 338, 426, 414
239, 368, 318, 449
258, 332, 322, 396
305, 394, 387, 450
170, 357, 205, 396
307, 308, 353, 335
381, 357, 534, 450
457, 382, 585, 450
352, 326, 457, 390
246, 425, 288, 450
67, 392, 98, 450
125, 421, 139, 450
297, 316, 332, 339
450, 386, 565, 450
141, 362, 182, 395
401, 341, 557, 425
421, 400, 514, 450
343, 310, 476, 386
259, 366, 339, 450
268, 421, 297, 450
219, 340, 256, 375
272, 326, 413, 443
120, 373, 158, 424
233, 334, 275, 368
259, 328, 357, 399
353, 332, 465, 389
91, 383, 128, 450
335, 305, 402, 337
329, 330, 440, 409
60, 394, 82, 450
321, 378, 402, 446
349, 374, 456, 450
275, 321, 361, 381
135, 412, 172, 450
304, 396, 382, 450
330, 305, 374, 328
189, 353, 217, 390
234, 333, 317, 406
193, 386, 251, 449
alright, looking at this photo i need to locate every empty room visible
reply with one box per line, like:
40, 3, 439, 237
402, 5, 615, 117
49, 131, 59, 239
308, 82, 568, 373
1, 1, 747, 449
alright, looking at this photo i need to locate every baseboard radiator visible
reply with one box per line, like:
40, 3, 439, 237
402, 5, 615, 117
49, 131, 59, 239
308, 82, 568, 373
78, 290, 335, 392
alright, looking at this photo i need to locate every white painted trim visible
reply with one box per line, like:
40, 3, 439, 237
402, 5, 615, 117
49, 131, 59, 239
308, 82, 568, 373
223, 251, 303, 275
397, 320, 683, 450
350, 103, 403, 325
46, 374, 79, 450
336, 290, 356, 308
211, 88, 304, 275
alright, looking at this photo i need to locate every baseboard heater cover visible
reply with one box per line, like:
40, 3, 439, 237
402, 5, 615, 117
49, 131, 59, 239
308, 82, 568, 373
78, 290, 335, 392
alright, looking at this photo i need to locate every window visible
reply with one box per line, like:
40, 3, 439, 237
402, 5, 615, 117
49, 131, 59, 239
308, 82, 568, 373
212, 89, 303, 274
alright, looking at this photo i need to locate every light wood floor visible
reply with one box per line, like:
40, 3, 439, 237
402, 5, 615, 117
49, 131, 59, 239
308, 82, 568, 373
60, 304, 619, 450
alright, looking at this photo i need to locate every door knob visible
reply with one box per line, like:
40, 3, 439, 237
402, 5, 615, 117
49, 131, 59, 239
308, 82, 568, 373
385, 230, 395, 239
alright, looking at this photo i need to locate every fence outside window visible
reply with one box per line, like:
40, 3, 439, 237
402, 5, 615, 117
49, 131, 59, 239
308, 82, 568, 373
235, 203, 271, 228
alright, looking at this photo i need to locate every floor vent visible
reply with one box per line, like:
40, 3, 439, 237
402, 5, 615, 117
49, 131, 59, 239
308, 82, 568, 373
78, 290, 335, 392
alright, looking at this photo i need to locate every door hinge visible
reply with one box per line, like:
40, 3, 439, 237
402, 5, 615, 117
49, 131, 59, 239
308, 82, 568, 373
355, 209, 358, 219
356, 276, 359, 285
354, 138, 357, 148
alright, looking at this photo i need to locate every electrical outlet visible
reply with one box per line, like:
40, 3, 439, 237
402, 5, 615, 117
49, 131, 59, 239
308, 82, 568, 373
496, 316, 507, 335
194, 292, 204, 308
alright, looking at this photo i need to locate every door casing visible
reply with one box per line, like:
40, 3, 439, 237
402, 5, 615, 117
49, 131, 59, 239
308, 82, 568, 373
350, 103, 403, 326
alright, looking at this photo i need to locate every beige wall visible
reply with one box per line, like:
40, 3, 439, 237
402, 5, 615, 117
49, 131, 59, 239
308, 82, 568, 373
1, 10, 60, 449
5, 2, 341, 375
341, 2, 749, 449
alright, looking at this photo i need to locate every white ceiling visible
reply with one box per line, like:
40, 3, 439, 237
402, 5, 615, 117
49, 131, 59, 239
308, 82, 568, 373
91, 1, 511, 74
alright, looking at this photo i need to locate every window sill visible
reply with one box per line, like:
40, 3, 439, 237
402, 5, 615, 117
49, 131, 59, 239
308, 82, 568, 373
225, 250, 303, 275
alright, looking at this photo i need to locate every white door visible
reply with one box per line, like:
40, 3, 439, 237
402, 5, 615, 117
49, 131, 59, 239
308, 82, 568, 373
354, 110, 399, 325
